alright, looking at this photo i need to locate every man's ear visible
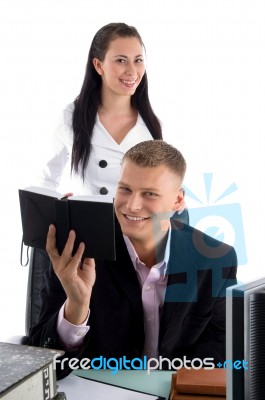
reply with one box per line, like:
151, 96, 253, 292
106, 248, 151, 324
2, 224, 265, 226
172, 188, 185, 212
92, 58, 103, 75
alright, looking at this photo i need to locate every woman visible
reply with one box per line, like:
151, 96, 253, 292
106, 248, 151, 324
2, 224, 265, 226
38, 22, 188, 221
38, 22, 162, 196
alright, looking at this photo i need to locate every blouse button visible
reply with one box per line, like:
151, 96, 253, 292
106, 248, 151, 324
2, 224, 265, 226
99, 160, 108, 168
100, 187, 108, 195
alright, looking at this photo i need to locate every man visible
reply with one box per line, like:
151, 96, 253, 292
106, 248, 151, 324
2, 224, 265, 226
30, 140, 237, 378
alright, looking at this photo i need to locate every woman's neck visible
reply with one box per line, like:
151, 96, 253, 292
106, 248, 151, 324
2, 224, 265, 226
98, 89, 138, 144
99, 90, 133, 116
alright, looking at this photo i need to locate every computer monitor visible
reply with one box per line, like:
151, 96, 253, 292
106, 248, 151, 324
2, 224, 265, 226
226, 277, 265, 400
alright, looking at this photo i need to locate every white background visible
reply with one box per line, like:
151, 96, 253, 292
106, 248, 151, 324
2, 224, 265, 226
0, 0, 265, 339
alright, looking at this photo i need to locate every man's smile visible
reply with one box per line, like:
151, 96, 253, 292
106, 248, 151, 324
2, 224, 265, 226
123, 214, 149, 221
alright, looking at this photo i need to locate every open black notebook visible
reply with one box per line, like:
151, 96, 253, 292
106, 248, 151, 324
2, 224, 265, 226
19, 186, 116, 260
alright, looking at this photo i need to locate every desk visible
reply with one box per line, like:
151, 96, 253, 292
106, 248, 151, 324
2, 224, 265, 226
58, 370, 173, 399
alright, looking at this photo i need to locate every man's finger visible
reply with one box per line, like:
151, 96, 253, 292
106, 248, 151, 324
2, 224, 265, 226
60, 230, 77, 266
82, 258, 95, 269
46, 224, 59, 260
70, 242, 86, 269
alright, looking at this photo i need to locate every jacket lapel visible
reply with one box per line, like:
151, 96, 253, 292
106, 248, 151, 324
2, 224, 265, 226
107, 222, 144, 323
160, 220, 199, 333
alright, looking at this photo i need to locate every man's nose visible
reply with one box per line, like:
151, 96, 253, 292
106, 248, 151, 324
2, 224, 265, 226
126, 193, 142, 211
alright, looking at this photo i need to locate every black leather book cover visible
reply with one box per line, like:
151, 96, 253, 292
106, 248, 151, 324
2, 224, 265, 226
19, 188, 116, 260
68, 199, 115, 260
19, 189, 57, 251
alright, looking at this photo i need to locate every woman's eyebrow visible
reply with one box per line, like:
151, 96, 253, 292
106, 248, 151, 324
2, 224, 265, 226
114, 54, 143, 58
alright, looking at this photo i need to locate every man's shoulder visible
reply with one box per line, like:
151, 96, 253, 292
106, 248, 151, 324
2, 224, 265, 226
170, 217, 231, 246
170, 218, 237, 263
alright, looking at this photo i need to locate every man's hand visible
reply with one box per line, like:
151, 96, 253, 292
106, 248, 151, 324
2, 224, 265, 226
46, 224, 96, 325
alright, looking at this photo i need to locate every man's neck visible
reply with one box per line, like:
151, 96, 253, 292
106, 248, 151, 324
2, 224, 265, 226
130, 232, 169, 269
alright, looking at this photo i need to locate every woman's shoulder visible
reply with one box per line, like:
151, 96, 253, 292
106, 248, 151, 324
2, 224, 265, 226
62, 102, 74, 126
52, 103, 74, 144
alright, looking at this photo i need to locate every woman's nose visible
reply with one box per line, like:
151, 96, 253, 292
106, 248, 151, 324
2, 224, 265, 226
125, 63, 136, 76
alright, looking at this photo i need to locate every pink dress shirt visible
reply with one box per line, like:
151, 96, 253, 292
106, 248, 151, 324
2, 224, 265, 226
57, 230, 171, 357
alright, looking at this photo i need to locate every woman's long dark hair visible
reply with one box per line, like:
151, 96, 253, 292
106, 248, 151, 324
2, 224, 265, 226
72, 22, 163, 180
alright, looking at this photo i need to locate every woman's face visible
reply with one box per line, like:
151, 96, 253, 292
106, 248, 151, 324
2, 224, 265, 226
93, 36, 145, 98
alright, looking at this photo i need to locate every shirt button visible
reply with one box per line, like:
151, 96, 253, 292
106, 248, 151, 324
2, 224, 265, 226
146, 286, 151, 291
99, 160, 108, 168
99, 187, 108, 195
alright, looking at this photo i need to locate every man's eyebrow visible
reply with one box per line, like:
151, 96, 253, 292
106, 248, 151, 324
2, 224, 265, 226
117, 181, 130, 186
118, 181, 161, 192
141, 188, 161, 193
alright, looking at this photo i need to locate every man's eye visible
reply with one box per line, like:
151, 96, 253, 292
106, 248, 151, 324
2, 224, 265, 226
145, 192, 157, 197
119, 186, 130, 192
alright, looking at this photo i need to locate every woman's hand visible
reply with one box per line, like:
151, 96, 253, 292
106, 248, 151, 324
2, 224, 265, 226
46, 224, 96, 325
62, 192, 73, 198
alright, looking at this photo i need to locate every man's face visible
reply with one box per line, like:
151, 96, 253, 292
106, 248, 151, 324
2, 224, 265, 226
114, 160, 184, 246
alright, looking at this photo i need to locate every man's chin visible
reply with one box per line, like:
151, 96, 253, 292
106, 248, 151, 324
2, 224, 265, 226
119, 224, 145, 241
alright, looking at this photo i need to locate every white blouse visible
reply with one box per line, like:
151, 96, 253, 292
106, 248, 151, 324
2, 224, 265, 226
37, 103, 153, 196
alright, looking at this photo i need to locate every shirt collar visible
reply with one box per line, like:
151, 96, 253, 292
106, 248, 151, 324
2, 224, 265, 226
123, 224, 172, 276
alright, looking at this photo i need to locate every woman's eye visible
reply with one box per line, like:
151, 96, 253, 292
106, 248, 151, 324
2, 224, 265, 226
117, 58, 126, 63
135, 58, 144, 64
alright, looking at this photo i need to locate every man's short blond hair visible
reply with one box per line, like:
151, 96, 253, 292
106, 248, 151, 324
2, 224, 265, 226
123, 140, 187, 180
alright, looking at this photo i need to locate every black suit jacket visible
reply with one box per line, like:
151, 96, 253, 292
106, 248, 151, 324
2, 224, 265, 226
29, 218, 237, 378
